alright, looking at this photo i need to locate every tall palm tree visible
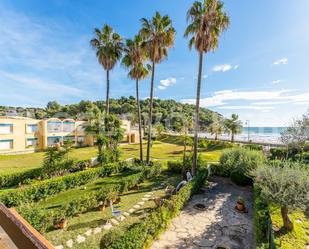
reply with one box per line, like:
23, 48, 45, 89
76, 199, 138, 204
184, 0, 229, 175
90, 25, 123, 114
122, 35, 150, 162
225, 114, 242, 143
140, 12, 176, 164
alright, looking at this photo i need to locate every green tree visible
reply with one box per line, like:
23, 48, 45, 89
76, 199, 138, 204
225, 114, 242, 143
122, 35, 150, 162
209, 115, 224, 140
46, 101, 61, 115
253, 161, 309, 231
184, 0, 230, 175
281, 111, 309, 160
90, 25, 123, 114
140, 12, 176, 164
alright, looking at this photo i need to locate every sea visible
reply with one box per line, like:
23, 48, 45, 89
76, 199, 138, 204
200, 127, 287, 145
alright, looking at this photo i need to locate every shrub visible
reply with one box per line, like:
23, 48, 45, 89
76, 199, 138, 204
167, 154, 207, 175
101, 169, 208, 249
243, 144, 263, 151
218, 147, 265, 185
252, 161, 309, 231
253, 186, 273, 249
17, 163, 161, 233
0, 161, 130, 207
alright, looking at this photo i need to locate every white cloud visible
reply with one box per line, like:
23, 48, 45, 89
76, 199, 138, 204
271, 80, 282, 84
158, 77, 176, 90
212, 64, 239, 72
182, 89, 309, 108
202, 74, 208, 79
212, 64, 232, 72
273, 58, 288, 65
217, 105, 274, 111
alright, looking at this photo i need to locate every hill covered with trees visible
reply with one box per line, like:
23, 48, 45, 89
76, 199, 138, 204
0, 97, 223, 131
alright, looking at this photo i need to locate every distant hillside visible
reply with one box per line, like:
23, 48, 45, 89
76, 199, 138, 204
0, 97, 223, 131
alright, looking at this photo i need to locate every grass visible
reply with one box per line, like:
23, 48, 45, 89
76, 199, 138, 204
0, 147, 97, 175
270, 204, 309, 249
42, 173, 182, 249
0, 135, 222, 175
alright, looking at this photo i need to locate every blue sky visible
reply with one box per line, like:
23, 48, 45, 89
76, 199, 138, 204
0, 0, 308, 126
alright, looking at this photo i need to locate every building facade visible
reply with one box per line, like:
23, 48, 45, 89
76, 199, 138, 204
0, 116, 140, 154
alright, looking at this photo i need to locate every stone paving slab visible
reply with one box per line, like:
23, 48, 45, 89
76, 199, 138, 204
151, 177, 255, 249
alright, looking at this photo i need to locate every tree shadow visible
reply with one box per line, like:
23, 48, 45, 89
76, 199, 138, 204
67, 218, 108, 231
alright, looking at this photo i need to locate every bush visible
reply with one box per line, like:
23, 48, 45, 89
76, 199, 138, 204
18, 163, 161, 233
252, 161, 309, 231
167, 154, 207, 175
253, 186, 273, 249
0, 162, 130, 207
243, 144, 263, 151
101, 169, 208, 249
218, 147, 265, 185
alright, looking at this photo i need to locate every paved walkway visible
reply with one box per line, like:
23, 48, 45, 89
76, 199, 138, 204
151, 177, 254, 249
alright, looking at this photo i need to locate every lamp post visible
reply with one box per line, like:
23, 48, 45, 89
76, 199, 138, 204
245, 120, 250, 142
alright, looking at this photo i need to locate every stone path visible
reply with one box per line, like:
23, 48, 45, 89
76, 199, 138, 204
151, 177, 255, 249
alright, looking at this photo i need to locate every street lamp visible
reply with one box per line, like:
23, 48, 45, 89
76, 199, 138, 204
245, 120, 250, 142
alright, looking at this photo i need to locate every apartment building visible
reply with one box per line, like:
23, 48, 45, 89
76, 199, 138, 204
0, 116, 139, 154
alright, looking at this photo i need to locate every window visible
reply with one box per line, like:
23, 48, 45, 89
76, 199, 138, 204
26, 138, 37, 147
26, 124, 38, 133
0, 140, 13, 150
47, 136, 62, 146
63, 121, 75, 132
0, 124, 13, 134
47, 121, 62, 133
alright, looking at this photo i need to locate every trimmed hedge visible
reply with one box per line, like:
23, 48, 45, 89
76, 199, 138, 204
17, 164, 161, 233
0, 161, 130, 207
101, 168, 208, 249
254, 186, 276, 249
0, 159, 92, 189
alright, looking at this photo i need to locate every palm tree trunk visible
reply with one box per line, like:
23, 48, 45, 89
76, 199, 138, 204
182, 129, 187, 179
146, 61, 155, 164
136, 79, 143, 162
281, 206, 294, 231
192, 52, 203, 176
106, 70, 110, 114
231, 132, 234, 143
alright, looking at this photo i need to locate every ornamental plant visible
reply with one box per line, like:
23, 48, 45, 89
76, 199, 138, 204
253, 161, 309, 231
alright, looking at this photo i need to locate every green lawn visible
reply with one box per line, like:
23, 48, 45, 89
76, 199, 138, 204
42, 173, 182, 249
270, 205, 309, 249
0, 147, 97, 175
0, 136, 222, 175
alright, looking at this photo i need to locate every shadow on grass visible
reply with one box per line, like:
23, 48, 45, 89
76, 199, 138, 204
67, 218, 109, 231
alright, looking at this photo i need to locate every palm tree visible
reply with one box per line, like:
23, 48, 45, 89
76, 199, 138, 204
140, 12, 176, 164
90, 25, 123, 114
209, 115, 224, 140
122, 35, 150, 162
184, 0, 229, 175
225, 114, 242, 143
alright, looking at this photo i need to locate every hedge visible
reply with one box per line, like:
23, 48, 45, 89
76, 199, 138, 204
0, 161, 131, 207
17, 163, 161, 233
101, 168, 208, 249
0, 159, 93, 189
254, 186, 276, 249
217, 147, 265, 186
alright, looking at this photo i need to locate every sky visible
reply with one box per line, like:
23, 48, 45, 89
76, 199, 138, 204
0, 0, 308, 126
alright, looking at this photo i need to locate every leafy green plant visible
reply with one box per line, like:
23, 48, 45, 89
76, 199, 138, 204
253, 161, 309, 231
218, 147, 265, 185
